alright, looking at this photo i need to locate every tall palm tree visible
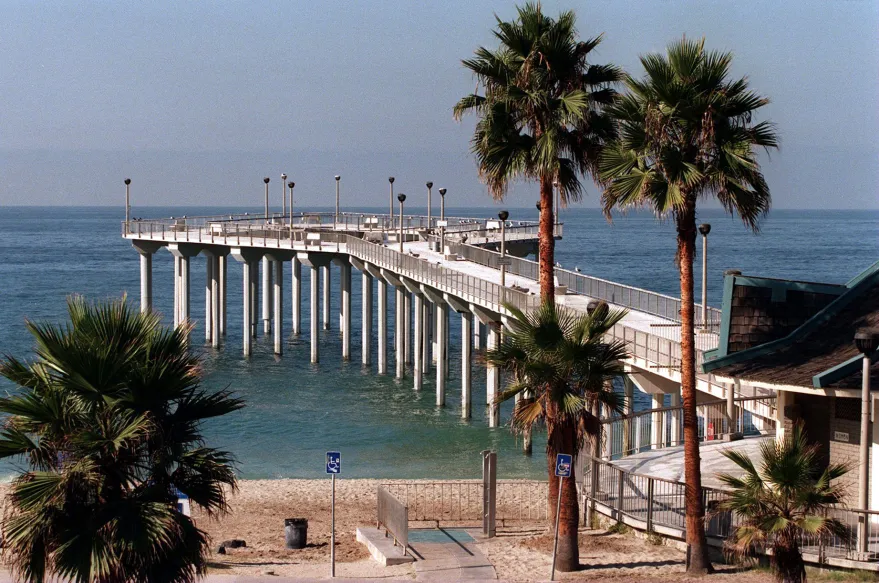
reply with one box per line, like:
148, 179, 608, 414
599, 37, 778, 574
454, 2, 621, 301
0, 297, 244, 583
485, 301, 627, 572
717, 424, 849, 583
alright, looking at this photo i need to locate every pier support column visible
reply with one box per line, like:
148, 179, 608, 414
262, 257, 272, 334
395, 288, 405, 379
362, 272, 373, 366
435, 301, 448, 406
242, 261, 253, 356
211, 256, 220, 348
322, 266, 331, 330
473, 321, 481, 350
413, 294, 423, 390
340, 262, 351, 360
173, 256, 180, 327
461, 312, 473, 419
251, 262, 259, 338
138, 251, 153, 313
310, 265, 320, 363
486, 322, 500, 427
651, 393, 664, 449
404, 293, 412, 364
670, 389, 682, 446
273, 259, 283, 355
377, 279, 388, 374
205, 256, 214, 343
180, 256, 191, 328
219, 255, 227, 336
421, 302, 430, 375
291, 257, 302, 335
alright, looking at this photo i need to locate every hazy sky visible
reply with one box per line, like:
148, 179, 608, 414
1, 0, 877, 209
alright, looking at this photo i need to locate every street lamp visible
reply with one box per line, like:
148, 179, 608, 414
124, 178, 131, 232
698, 224, 711, 330
498, 210, 509, 288
281, 173, 287, 218
397, 193, 407, 253
388, 177, 395, 226
263, 177, 270, 220
426, 181, 433, 227
288, 181, 295, 238
335, 175, 341, 229
439, 188, 447, 254
855, 327, 879, 552
553, 179, 560, 227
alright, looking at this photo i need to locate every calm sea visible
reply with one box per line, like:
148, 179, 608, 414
0, 206, 876, 479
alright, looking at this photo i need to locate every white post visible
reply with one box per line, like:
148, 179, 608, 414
211, 256, 220, 348
173, 256, 180, 327
651, 394, 664, 449
487, 322, 500, 427
461, 312, 472, 419
139, 252, 152, 313
670, 390, 682, 446
421, 301, 430, 375
473, 321, 481, 350
727, 380, 737, 435
291, 257, 302, 335
395, 288, 404, 379
205, 256, 213, 343
377, 279, 387, 374
219, 255, 227, 336
436, 301, 447, 406
262, 256, 272, 334
362, 272, 373, 366
341, 263, 351, 360
311, 266, 320, 363
404, 292, 412, 364
273, 259, 283, 355
181, 256, 190, 329
251, 260, 259, 338
413, 294, 423, 391
242, 261, 252, 357
322, 265, 331, 330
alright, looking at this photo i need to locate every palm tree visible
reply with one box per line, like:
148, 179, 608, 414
485, 301, 627, 571
599, 37, 778, 573
717, 424, 849, 583
454, 2, 621, 301
0, 296, 244, 583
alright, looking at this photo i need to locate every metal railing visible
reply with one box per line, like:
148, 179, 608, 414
377, 486, 409, 555
581, 456, 879, 566
600, 396, 777, 460
380, 480, 548, 525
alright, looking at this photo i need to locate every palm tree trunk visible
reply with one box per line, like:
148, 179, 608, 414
539, 175, 555, 302
547, 421, 579, 572
677, 199, 713, 574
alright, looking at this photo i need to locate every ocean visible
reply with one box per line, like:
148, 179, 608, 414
0, 206, 876, 479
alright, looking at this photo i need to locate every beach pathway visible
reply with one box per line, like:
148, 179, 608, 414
407, 528, 497, 581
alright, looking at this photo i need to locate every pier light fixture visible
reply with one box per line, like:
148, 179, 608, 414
335, 175, 341, 229
438, 188, 447, 220
426, 182, 434, 227
288, 182, 295, 223
397, 193, 407, 253
698, 223, 711, 330
281, 174, 288, 218
855, 327, 879, 551
498, 210, 509, 288
124, 178, 131, 230
388, 177, 395, 223
263, 177, 270, 221
553, 179, 560, 227
586, 300, 600, 314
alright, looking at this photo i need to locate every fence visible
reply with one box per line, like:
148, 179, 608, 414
581, 456, 879, 567
377, 486, 409, 555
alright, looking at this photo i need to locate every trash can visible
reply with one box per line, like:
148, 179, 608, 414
284, 518, 308, 549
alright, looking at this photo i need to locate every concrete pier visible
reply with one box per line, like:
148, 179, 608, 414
262, 256, 272, 334
219, 254, 227, 336
273, 259, 283, 355
291, 257, 302, 335
403, 292, 411, 364
422, 302, 430, 375
435, 301, 448, 406
413, 294, 424, 390
362, 272, 373, 365
211, 256, 220, 347
486, 322, 500, 427
395, 288, 405, 379
461, 312, 473, 419
311, 265, 320, 363
377, 278, 388, 374
205, 256, 213, 343
132, 240, 160, 313
322, 265, 331, 330
242, 261, 253, 356
340, 261, 351, 360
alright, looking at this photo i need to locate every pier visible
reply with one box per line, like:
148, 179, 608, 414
123, 199, 773, 431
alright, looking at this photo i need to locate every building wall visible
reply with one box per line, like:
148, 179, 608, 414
829, 396, 862, 506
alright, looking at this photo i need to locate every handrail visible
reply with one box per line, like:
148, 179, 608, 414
377, 486, 409, 555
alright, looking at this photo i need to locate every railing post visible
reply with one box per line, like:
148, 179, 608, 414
646, 478, 654, 532
482, 450, 497, 537
586, 458, 599, 528
616, 467, 625, 515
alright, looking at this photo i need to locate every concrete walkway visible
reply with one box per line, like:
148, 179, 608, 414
407, 528, 497, 582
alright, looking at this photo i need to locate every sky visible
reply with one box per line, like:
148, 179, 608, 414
1, 0, 877, 209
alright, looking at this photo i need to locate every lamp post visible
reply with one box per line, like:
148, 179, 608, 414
335, 175, 341, 229
388, 177, 395, 227
426, 181, 433, 228
855, 328, 879, 553
498, 210, 509, 288
281, 173, 287, 218
398, 193, 406, 253
553, 179, 560, 227
263, 177, 270, 220
535, 201, 541, 271
288, 182, 295, 239
439, 188, 447, 255
699, 224, 711, 330
124, 178, 131, 232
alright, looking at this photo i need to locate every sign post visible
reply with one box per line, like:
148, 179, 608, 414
326, 451, 341, 577
550, 453, 572, 582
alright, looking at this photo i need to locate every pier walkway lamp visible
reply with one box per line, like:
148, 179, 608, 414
855, 327, 879, 553
439, 188, 447, 254
288, 182, 295, 238
553, 179, 560, 227
698, 223, 711, 330
388, 177, 395, 228
426, 181, 433, 227
397, 193, 406, 253
498, 210, 509, 288
281, 173, 287, 218
263, 177, 270, 221
335, 175, 341, 229
124, 178, 131, 232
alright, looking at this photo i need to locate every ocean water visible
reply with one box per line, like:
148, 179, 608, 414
0, 206, 876, 479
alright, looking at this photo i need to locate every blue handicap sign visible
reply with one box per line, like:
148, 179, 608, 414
326, 451, 341, 474
555, 454, 572, 478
